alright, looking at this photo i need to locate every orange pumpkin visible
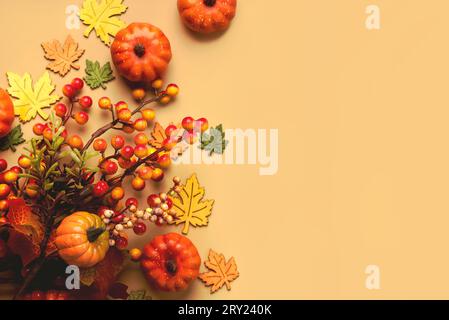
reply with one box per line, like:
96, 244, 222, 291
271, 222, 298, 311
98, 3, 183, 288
55, 211, 109, 268
178, 0, 237, 34
0, 88, 14, 138
111, 23, 172, 83
141, 233, 201, 291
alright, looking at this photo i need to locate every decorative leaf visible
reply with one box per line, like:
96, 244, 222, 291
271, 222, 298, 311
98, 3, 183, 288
127, 290, 152, 300
149, 122, 167, 148
200, 124, 228, 156
170, 174, 214, 234
0, 125, 25, 152
6, 72, 61, 122
108, 282, 129, 299
6, 198, 44, 266
41, 35, 85, 77
198, 250, 239, 293
79, 0, 128, 46
84, 60, 115, 90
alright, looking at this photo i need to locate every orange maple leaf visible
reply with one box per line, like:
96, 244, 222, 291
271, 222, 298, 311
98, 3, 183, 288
198, 250, 239, 293
149, 122, 167, 148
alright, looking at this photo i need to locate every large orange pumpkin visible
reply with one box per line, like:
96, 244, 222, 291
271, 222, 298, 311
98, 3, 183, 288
111, 23, 172, 83
141, 233, 201, 292
0, 88, 14, 138
178, 0, 237, 34
55, 211, 109, 268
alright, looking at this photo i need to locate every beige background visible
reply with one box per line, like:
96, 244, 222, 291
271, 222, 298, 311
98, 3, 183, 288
2, 0, 449, 299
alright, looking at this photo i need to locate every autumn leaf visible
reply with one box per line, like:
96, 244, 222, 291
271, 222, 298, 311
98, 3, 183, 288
79, 0, 128, 46
84, 59, 115, 89
198, 250, 239, 293
41, 35, 85, 77
170, 174, 214, 234
0, 125, 25, 152
149, 122, 167, 148
6, 198, 44, 266
6, 72, 61, 122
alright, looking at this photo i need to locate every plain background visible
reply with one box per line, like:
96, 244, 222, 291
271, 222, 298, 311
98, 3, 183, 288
2, 0, 449, 299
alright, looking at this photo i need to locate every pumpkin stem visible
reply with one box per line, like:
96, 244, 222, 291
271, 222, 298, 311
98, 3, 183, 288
165, 260, 177, 275
134, 44, 146, 58
87, 227, 105, 243
203, 0, 216, 7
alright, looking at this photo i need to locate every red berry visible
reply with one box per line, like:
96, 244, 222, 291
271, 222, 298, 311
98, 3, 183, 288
120, 145, 134, 159
63, 84, 76, 98
115, 237, 128, 250
93, 181, 109, 197
71, 78, 84, 91
112, 213, 125, 223
147, 194, 161, 208
74, 111, 89, 125
165, 197, 173, 209
10, 166, 22, 174
111, 135, 125, 150
133, 222, 147, 235
0, 159, 7, 172
125, 197, 138, 207
54, 103, 68, 117
182, 116, 195, 131
102, 160, 118, 175
93, 138, 107, 152
196, 118, 209, 133
165, 124, 178, 137
32, 123, 46, 136
79, 96, 93, 110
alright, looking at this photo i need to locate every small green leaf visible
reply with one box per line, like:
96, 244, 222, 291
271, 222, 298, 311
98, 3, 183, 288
199, 124, 228, 156
127, 290, 152, 300
84, 59, 115, 90
0, 125, 25, 152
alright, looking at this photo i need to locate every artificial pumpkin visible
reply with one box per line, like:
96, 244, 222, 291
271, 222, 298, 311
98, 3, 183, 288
111, 23, 172, 83
141, 233, 201, 292
55, 211, 109, 268
0, 88, 14, 138
178, 0, 237, 34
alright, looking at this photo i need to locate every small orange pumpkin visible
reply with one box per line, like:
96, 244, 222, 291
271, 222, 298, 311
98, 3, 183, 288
178, 0, 237, 34
0, 88, 14, 138
141, 233, 201, 291
111, 23, 172, 83
55, 211, 109, 268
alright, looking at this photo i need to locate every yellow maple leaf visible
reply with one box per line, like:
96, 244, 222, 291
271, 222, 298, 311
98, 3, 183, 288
79, 0, 128, 46
41, 35, 85, 77
6, 72, 61, 123
198, 250, 239, 293
170, 174, 214, 234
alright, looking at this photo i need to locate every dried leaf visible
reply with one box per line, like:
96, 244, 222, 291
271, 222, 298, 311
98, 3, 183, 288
198, 250, 239, 293
0, 125, 25, 152
79, 0, 128, 46
84, 59, 115, 89
149, 122, 167, 148
170, 174, 214, 234
127, 290, 152, 300
41, 35, 85, 77
6, 72, 61, 122
6, 198, 44, 266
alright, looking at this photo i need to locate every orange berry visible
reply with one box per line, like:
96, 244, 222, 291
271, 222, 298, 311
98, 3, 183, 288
166, 84, 179, 97
140, 108, 155, 122
93, 138, 107, 152
134, 133, 149, 145
159, 93, 171, 105
111, 187, 125, 201
33, 123, 46, 136
25, 184, 39, 198
115, 101, 129, 113
133, 118, 147, 131
151, 168, 164, 182
137, 166, 153, 180
132, 88, 146, 101
131, 176, 146, 191
74, 111, 89, 125
43, 127, 53, 141
0, 184, 11, 199
158, 153, 171, 169
0, 200, 8, 211
151, 79, 163, 90
129, 248, 142, 261
117, 109, 132, 122
3, 171, 18, 183
111, 135, 125, 150
134, 144, 148, 159
68, 135, 84, 150
18, 156, 31, 169
98, 97, 112, 110
122, 124, 135, 134
162, 137, 178, 151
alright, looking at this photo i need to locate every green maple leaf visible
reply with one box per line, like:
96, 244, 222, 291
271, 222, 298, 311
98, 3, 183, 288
84, 59, 115, 89
0, 125, 25, 152
199, 124, 228, 156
